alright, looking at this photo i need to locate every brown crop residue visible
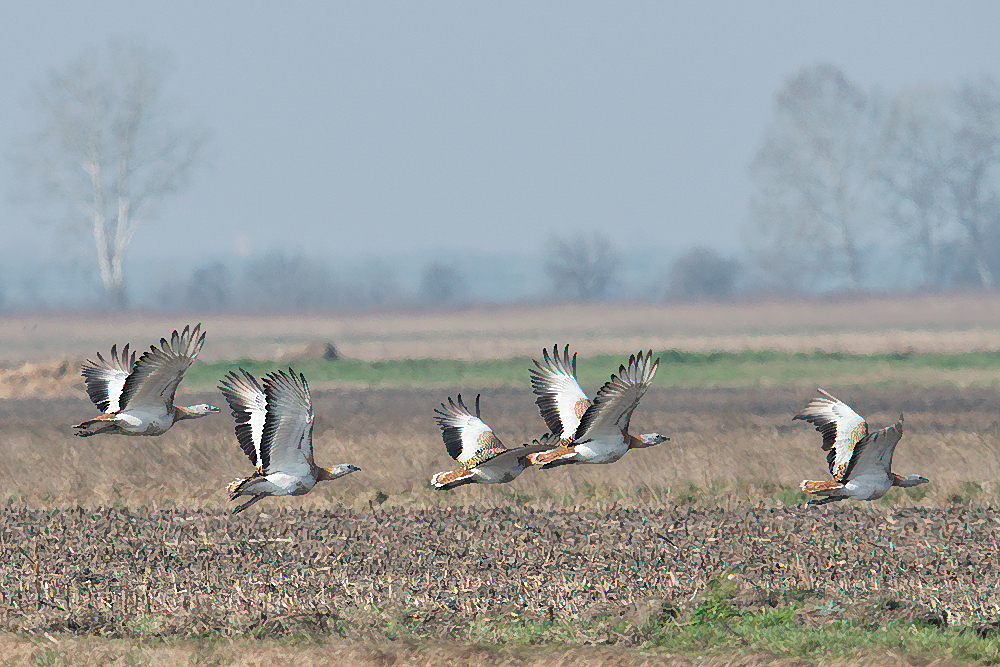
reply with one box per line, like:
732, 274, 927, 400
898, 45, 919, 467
0, 505, 995, 641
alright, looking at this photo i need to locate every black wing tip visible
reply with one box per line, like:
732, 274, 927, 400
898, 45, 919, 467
434, 393, 480, 421
263, 366, 308, 388
157, 324, 206, 357
217, 367, 262, 395
532, 344, 577, 377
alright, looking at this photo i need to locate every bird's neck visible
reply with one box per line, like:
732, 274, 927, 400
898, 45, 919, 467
316, 466, 340, 481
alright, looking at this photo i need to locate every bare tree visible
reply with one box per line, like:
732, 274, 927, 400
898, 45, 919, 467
13, 41, 207, 309
668, 247, 741, 301
878, 79, 1000, 289
876, 85, 957, 288
185, 262, 231, 312
243, 249, 337, 311
946, 77, 1000, 288
748, 64, 882, 292
419, 261, 466, 306
546, 232, 621, 301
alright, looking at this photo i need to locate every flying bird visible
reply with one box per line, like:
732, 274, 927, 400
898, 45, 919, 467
526, 346, 667, 468
74, 324, 219, 437
795, 388, 928, 506
220, 368, 360, 514
430, 394, 556, 490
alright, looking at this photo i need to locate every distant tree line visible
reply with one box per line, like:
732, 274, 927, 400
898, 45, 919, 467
747, 64, 1000, 292
0, 235, 747, 312
137, 235, 741, 313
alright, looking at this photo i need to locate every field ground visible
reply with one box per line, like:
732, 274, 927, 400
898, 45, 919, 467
1, 636, 984, 667
3, 297, 1000, 664
1, 506, 999, 666
2, 385, 999, 664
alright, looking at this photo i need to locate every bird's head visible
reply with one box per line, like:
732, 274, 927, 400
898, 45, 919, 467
187, 404, 221, 417
899, 474, 929, 487
319, 463, 361, 481
637, 432, 669, 448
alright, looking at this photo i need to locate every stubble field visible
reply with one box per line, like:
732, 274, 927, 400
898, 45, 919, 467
3, 296, 1000, 665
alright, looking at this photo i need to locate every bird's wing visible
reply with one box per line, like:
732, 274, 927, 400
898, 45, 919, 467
118, 324, 206, 412
81, 343, 135, 413
843, 416, 904, 480
793, 388, 869, 482
574, 351, 659, 442
529, 344, 591, 437
218, 369, 267, 469
259, 369, 314, 479
433, 394, 508, 467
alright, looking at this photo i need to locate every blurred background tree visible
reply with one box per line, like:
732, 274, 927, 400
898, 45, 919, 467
747, 64, 882, 292
242, 249, 337, 311
545, 232, 622, 301
184, 262, 231, 312
748, 65, 1000, 294
668, 247, 741, 301
419, 261, 467, 307
878, 79, 1000, 289
13, 40, 208, 310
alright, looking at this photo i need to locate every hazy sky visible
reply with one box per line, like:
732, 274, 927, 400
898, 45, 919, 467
3, 1, 1000, 276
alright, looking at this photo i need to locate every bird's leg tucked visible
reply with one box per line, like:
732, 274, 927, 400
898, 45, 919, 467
232, 494, 265, 514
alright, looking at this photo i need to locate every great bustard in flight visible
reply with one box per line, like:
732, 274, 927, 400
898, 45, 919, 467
74, 324, 219, 437
526, 345, 667, 467
430, 394, 556, 490
219, 368, 360, 514
795, 388, 928, 506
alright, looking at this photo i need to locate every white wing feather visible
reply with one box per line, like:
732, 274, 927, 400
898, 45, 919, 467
794, 388, 869, 481
434, 394, 507, 466
529, 344, 591, 438
81, 343, 135, 413
218, 369, 268, 470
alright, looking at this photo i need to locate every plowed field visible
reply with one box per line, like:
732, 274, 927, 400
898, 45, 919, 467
1, 504, 996, 640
